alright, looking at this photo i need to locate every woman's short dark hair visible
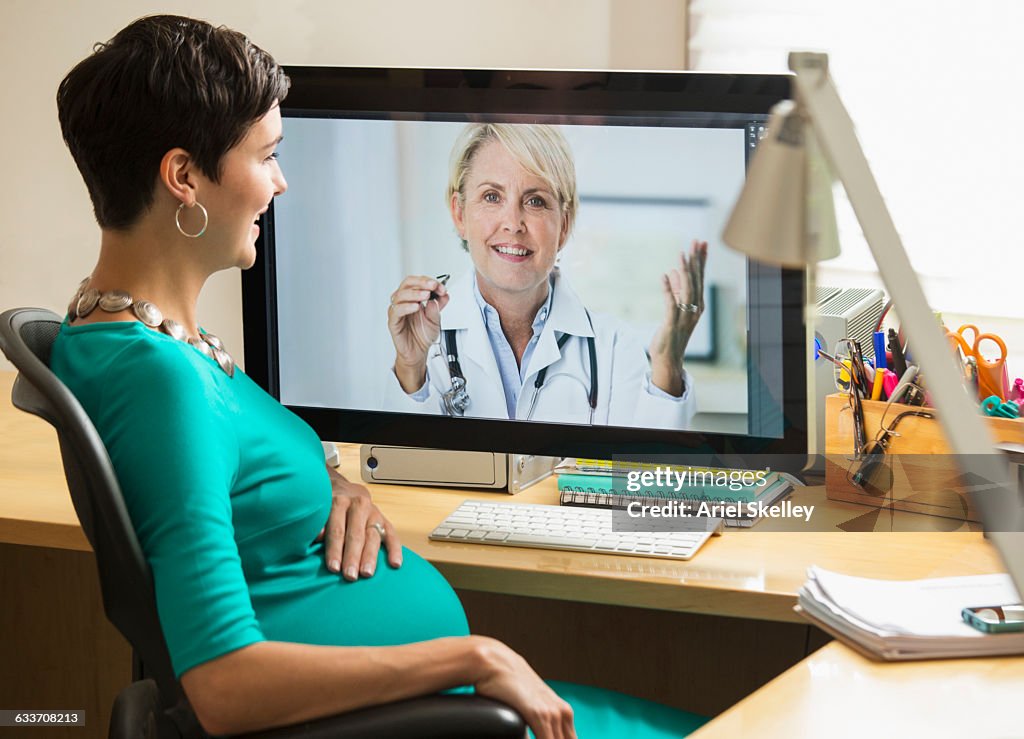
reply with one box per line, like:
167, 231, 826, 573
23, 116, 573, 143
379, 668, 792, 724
57, 15, 290, 229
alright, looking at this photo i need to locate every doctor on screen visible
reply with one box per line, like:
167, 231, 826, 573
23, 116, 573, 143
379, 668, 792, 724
382, 123, 707, 428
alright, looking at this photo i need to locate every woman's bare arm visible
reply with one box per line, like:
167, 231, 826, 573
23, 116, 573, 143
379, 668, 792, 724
182, 635, 575, 739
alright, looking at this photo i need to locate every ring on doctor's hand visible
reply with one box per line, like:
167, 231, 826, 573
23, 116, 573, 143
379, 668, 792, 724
368, 521, 386, 537
677, 302, 700, 313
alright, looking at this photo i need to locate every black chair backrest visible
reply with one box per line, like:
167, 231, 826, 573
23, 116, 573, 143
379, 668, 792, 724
0, 308, 193, 728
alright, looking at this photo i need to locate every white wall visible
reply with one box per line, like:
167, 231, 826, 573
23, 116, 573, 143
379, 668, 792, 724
0, 0, 687, 371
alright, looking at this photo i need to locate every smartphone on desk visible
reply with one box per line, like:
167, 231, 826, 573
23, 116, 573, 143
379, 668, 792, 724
962, 604, 1024, 633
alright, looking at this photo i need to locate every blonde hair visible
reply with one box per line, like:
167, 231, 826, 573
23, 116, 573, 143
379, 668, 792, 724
447, 123, 579, 245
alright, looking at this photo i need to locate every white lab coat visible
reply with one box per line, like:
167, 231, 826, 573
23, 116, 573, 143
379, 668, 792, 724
381, 271, 695, 429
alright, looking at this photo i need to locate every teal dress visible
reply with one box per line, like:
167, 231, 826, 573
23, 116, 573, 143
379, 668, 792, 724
52, 321, 706, 738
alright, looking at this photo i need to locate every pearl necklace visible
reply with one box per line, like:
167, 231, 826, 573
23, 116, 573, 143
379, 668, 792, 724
67, 278, 235, 377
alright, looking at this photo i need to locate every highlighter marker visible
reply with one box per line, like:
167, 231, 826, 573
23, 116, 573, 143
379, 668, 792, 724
871, 367, 885, 400
881, 369, 899, 401
873, 331, 888, 370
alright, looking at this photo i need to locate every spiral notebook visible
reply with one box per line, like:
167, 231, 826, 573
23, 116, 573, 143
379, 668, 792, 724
557, 470, 797, 527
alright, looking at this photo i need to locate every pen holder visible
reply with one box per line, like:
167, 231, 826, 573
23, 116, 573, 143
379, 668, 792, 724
824, 393, 1024, 522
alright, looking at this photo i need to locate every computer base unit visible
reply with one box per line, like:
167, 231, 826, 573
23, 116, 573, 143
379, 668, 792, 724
359, 445, 560, 493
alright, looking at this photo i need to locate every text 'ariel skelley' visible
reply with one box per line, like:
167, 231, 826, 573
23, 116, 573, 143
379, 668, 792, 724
625, 500, 815, 522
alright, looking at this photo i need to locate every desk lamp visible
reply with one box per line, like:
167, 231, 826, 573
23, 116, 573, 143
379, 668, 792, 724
722, 52, 1023, 592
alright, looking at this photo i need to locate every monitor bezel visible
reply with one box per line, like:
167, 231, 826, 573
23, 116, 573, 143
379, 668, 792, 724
243, 66, 808, 464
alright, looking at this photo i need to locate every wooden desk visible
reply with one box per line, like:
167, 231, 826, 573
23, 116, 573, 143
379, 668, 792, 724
1, 370, 1017, 737
692, 640, 1024, 738
365, 448, 997, 624
0, 374, 89, 551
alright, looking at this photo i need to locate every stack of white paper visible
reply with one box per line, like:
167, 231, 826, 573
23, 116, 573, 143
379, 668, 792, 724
797, 566, 1024, 660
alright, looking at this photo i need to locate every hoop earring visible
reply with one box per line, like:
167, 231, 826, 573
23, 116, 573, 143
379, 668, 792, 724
175, 202, 208, 238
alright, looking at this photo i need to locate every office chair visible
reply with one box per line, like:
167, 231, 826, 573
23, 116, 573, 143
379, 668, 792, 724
0, 307, 526, 739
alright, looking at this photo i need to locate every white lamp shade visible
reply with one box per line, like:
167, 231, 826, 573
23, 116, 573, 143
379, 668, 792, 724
723, 100, 840, 268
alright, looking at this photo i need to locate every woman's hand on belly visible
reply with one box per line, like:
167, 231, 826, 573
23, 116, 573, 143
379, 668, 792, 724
315, 466, 403, 580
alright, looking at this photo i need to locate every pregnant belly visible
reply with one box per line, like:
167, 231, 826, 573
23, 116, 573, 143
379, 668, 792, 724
250, 547, 470, 647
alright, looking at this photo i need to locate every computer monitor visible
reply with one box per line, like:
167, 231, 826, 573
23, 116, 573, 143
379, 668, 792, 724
242, 67, 806, 465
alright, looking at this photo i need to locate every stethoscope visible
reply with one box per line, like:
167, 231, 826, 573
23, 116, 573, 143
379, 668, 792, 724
439, 315, 599, 421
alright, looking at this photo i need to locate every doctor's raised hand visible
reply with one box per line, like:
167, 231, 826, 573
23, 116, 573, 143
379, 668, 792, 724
388, 275, 449, 393
649, 239, 708, 397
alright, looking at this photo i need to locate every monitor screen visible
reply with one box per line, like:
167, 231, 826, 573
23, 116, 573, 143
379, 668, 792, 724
243, 68, 807, 462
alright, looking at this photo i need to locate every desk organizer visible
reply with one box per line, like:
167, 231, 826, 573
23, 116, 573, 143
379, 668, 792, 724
824, 393, 1024, 522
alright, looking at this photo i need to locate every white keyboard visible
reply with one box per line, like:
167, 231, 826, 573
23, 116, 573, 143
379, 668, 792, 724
429, 500, 722, 561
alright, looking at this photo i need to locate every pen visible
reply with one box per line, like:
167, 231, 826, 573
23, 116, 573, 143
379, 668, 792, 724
429, 274, 451, 301
816, 348, 846, 370
888, 328, 908, 378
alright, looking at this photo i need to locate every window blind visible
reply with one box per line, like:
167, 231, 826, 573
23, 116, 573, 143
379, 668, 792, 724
690, 0, 1024, 317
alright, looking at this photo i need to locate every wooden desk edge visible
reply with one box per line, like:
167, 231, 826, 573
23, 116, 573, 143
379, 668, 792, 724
691, 639, 1024, 737
0, 519, 91, 552
435, 560, 804, 623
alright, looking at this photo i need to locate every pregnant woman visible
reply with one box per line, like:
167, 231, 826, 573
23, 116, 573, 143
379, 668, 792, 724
52, 14, 706, 738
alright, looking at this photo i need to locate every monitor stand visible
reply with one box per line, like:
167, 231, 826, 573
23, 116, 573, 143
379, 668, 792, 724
355, 444, 560, 494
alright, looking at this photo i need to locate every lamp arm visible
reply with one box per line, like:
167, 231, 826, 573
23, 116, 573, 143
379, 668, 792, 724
789, 54, 1021, 545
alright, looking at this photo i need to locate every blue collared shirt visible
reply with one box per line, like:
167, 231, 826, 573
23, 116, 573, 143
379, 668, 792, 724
473, 274, 555, 419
